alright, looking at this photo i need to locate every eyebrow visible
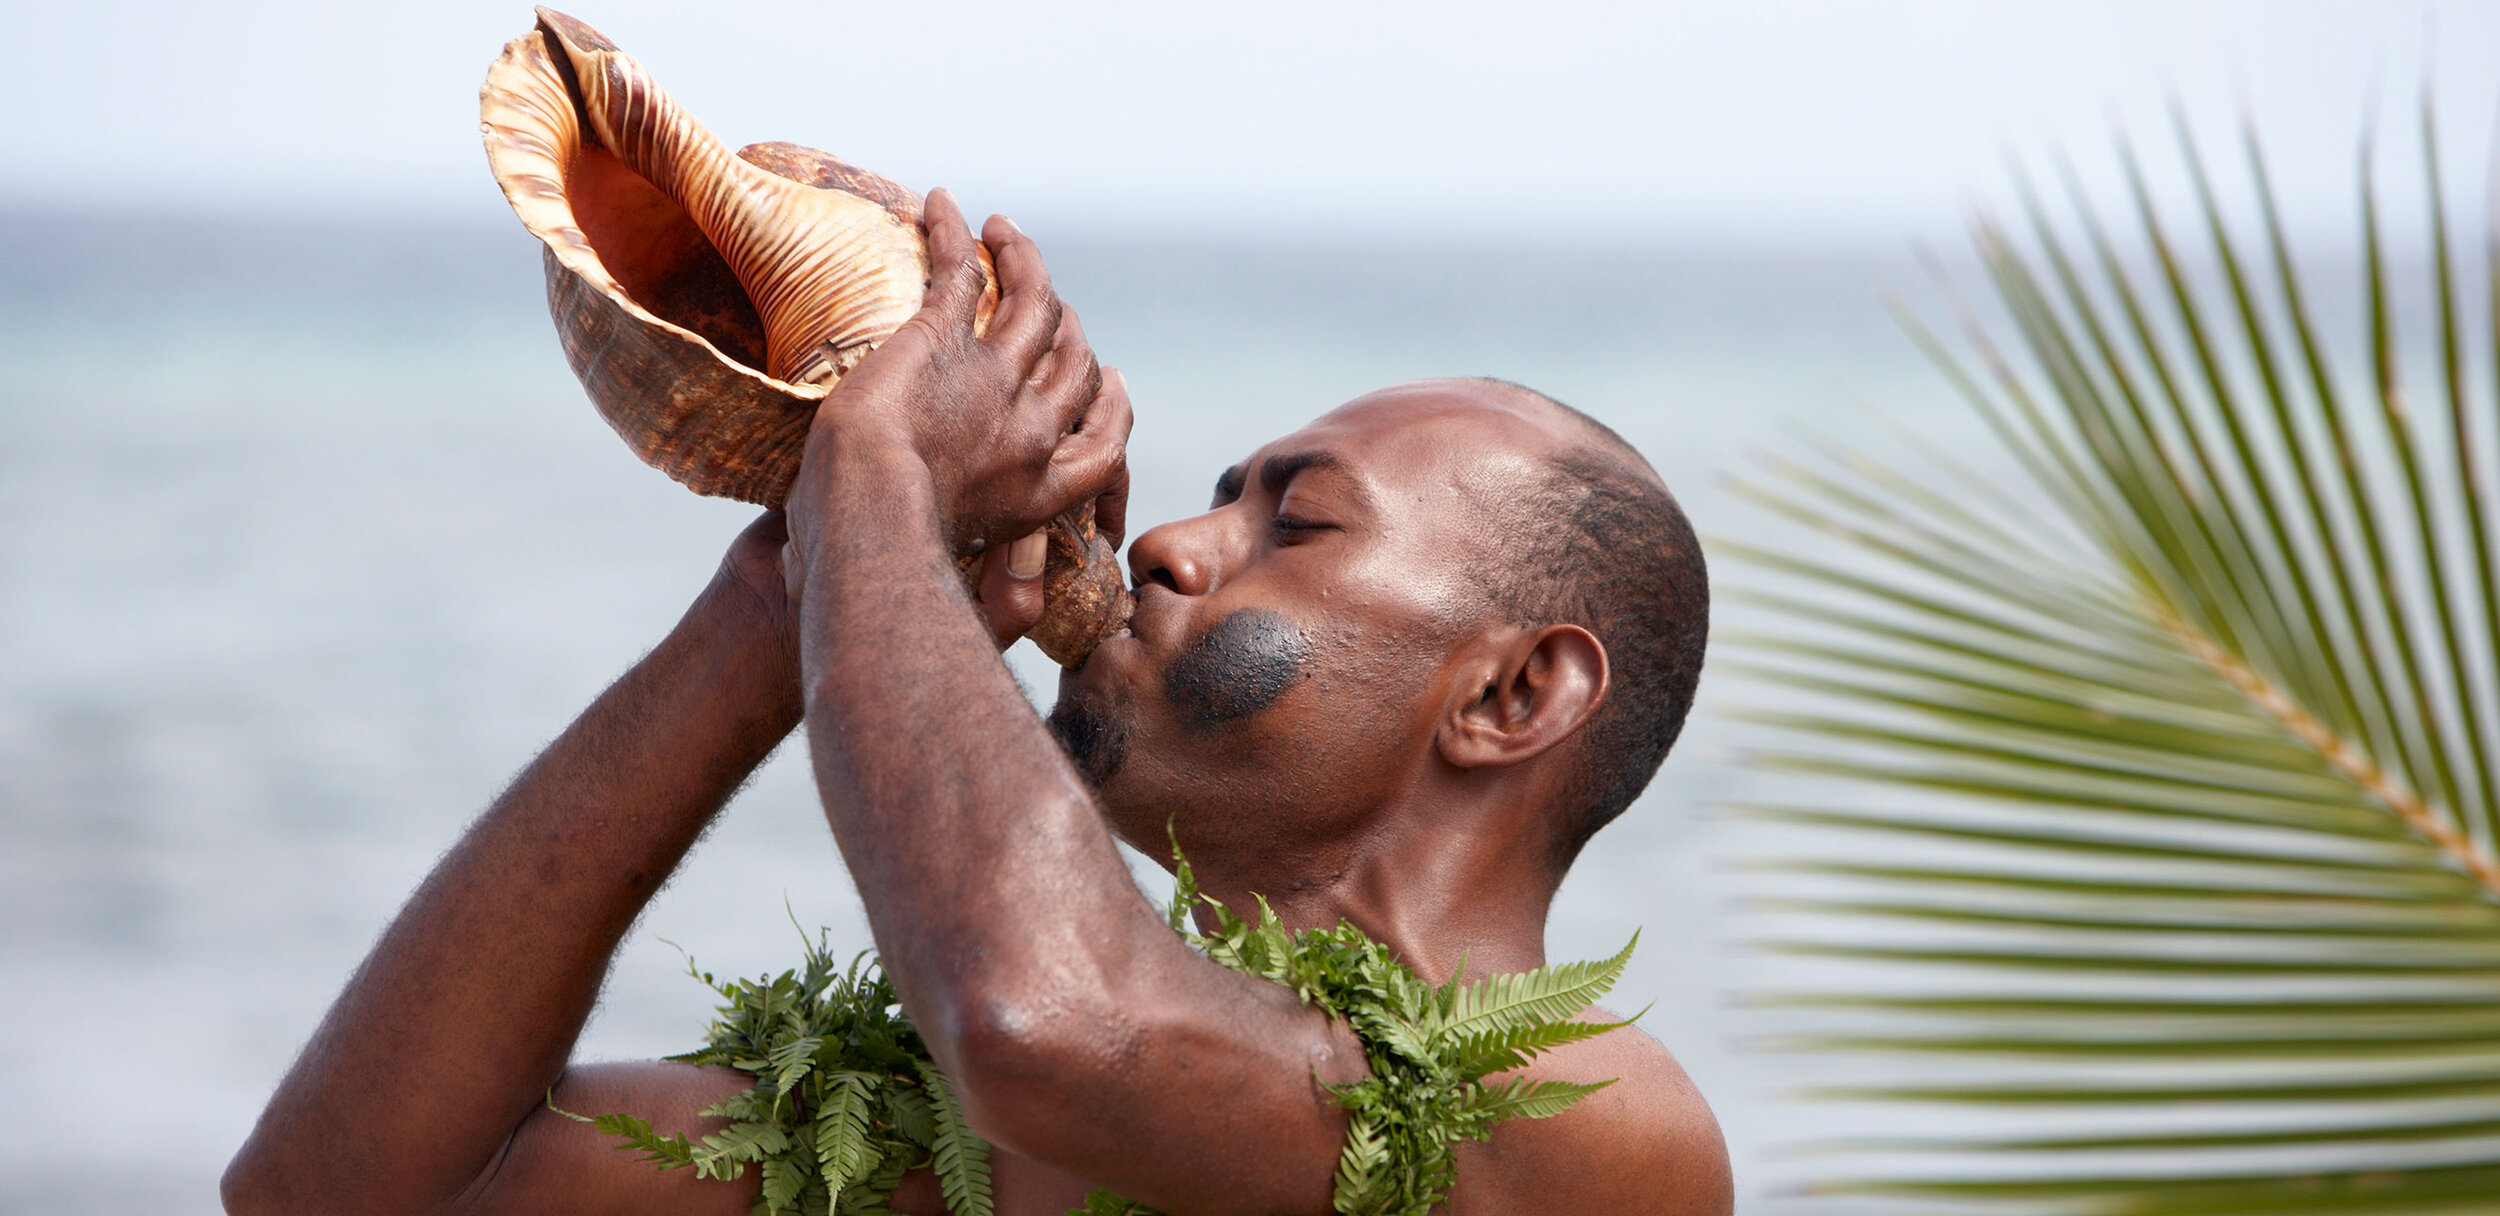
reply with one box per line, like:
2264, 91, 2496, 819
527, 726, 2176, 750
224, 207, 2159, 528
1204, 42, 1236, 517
1213, 449, 1369, 509
1259, 450, 1341, 498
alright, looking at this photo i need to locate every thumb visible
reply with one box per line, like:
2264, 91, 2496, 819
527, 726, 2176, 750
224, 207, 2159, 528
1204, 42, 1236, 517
976, 530, 1049, 649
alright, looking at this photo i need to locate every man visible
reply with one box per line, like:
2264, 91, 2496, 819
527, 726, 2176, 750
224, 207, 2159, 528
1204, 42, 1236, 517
222, 192, 1727, 1215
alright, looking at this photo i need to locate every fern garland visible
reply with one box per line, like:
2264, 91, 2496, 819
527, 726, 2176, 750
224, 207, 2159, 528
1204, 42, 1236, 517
575, 854, 1634, 1216
555, 939, 986, 1216
1161, 850, 1636, 1216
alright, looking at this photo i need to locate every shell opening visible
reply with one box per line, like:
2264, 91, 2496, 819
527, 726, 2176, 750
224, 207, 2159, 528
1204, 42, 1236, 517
563, 147, 772, 374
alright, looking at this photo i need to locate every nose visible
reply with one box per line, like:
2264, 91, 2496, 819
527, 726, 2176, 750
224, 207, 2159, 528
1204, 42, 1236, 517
1125, 509, 1230, 597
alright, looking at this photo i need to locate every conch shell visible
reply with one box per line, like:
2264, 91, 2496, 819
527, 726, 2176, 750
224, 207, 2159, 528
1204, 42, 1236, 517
478, 7, 1131, 665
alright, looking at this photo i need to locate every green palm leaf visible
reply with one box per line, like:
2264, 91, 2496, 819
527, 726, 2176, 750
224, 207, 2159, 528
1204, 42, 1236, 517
1735, 90, 2500, 1212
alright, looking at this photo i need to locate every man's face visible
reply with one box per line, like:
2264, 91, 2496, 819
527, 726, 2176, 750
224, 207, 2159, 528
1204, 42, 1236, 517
1049, 379, 1572, 863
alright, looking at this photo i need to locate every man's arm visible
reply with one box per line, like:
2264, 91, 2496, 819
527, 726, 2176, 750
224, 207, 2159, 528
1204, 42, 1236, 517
780, 196, 1364, 1216
221, 516, 805, 1215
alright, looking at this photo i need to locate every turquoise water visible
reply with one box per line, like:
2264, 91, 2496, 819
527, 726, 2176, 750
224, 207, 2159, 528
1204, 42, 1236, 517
0, 210, 1961, 1212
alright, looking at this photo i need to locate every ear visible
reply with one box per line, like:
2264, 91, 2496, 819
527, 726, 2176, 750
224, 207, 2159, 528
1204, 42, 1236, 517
1435, 624, 1609, 770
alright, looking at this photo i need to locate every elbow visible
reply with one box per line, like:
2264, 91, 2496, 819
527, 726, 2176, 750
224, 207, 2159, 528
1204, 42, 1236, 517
939, 981, 1147, 1165
219, 1141, 289, 1216
220, 1135, 420, 1216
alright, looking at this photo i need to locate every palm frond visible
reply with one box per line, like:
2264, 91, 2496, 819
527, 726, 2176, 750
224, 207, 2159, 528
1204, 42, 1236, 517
1735, 91, 2500, 1212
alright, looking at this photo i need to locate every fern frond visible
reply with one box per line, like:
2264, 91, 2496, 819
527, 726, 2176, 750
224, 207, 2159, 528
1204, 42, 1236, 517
764, 1033, 821, 1107
1435, 933, 1634, 1037
759, 1155, 808, 1214
580, 1109, 700, 1172
1457, 1076, 1615, 1122
813, 1071, 879, 1195
691, 1120, 789, 1179
1445, 1015, 1631, 1079
1072, 1189, 1158, 1216
1331, 1108, 1389, 1216
917, 1060, 994, 1216
883, 1081, 935, 1148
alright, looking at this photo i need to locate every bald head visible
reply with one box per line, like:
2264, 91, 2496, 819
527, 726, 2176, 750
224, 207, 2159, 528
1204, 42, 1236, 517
1449, 378, 1708, 864
1244, 377, 1707, 863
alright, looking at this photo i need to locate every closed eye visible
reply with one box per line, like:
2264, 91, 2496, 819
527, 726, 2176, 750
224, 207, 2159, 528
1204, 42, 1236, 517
1270, 515, 1335, 543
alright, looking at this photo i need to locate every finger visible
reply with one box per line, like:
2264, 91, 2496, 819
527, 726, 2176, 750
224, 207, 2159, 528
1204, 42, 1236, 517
739, 509, 789, 549
778, 538, 806, 614
917, 189, 989, 333
1090, 371, 1132, 547
1034, 305, 1102, 430
724, 509, 791, 591
980, 214, 1061, 360
1045, 365, 1134, 520
977, 530, 1050, 649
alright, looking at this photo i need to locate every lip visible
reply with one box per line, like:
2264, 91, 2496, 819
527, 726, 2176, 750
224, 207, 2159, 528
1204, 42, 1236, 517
1063, 591, 1165, 682
1120, 584, 1186, 650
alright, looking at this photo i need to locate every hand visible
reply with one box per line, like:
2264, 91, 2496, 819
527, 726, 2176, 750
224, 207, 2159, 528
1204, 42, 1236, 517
694, 510, 802, 712
969, 364, 1134, 651
708, 510, 797, 642
787, 189, 1128, 555
764, 516, 1082, 655
973, 530, 1051, 650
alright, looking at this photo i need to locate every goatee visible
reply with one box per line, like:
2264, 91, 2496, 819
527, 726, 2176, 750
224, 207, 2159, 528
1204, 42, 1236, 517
1047, 690, 1132, 789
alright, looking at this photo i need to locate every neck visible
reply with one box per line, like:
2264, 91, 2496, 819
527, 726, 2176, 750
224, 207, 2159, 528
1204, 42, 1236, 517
1184, 780, 1557, 983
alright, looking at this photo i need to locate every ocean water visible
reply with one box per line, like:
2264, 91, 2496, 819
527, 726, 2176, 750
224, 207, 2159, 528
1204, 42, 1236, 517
0, 209, 1963, 1213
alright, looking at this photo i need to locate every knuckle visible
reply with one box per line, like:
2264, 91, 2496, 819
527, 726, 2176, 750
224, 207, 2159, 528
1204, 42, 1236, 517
944, 251, 987, 291
1073, 354, 1104, 407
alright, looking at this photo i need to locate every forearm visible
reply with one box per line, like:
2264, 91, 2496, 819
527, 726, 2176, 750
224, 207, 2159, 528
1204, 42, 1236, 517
782, 204, 1346, 1211
225, 589, 800, 1215
794, 447, 1353, 1211
796, 440, 1170, 1054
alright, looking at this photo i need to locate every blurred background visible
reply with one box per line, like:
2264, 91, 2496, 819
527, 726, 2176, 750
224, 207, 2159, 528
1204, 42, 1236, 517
3, 1, 2496, 1211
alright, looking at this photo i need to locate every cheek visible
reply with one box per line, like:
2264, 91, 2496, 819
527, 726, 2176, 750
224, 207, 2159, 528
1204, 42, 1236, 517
1162, 608, 1314, 727
1263, 610, 1450, 774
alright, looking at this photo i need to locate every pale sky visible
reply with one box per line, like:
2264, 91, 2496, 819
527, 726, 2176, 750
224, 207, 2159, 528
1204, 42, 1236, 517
5, 0, 2497, 241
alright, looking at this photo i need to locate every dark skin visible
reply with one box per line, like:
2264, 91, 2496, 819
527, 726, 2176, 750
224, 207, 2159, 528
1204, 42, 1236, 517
222, 190, 1730, 1216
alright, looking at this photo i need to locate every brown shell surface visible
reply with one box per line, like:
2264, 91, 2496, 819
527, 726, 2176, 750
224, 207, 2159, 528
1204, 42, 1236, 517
480, 10, 1127, 664
1023, 503, 1132, 664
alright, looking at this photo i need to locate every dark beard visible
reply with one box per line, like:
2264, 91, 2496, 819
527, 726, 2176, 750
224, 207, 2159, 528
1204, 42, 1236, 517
1163, 608, 1311, 728
1047, 689, 1133, 789
1049, 607, 1310, 787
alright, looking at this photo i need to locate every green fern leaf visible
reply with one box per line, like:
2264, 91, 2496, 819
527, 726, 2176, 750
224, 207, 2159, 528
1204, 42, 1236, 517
1458, 1076, 1616, 1122
884, 1081, 936, 1148
1436, 933, 1634, 1038
918, 1060, 995, 1216
813, 1071, 879, 1194
765, 1033, 821, 1105
1070, 1188, 1159, 1216
1332, 1108, 1389, 1216
692, 1120, 790, 1179
699, 1089, 769, 1123
581, 1110, 700, 1171
759, 1155, 808, 1214
1446, 1015, 1635, 1079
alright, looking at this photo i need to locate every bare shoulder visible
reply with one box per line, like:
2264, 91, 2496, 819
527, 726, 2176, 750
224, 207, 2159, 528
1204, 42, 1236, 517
1444, 1009, 1732, 1216
449, 1061, 761, 1215
451, 1060, 1094, 1216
